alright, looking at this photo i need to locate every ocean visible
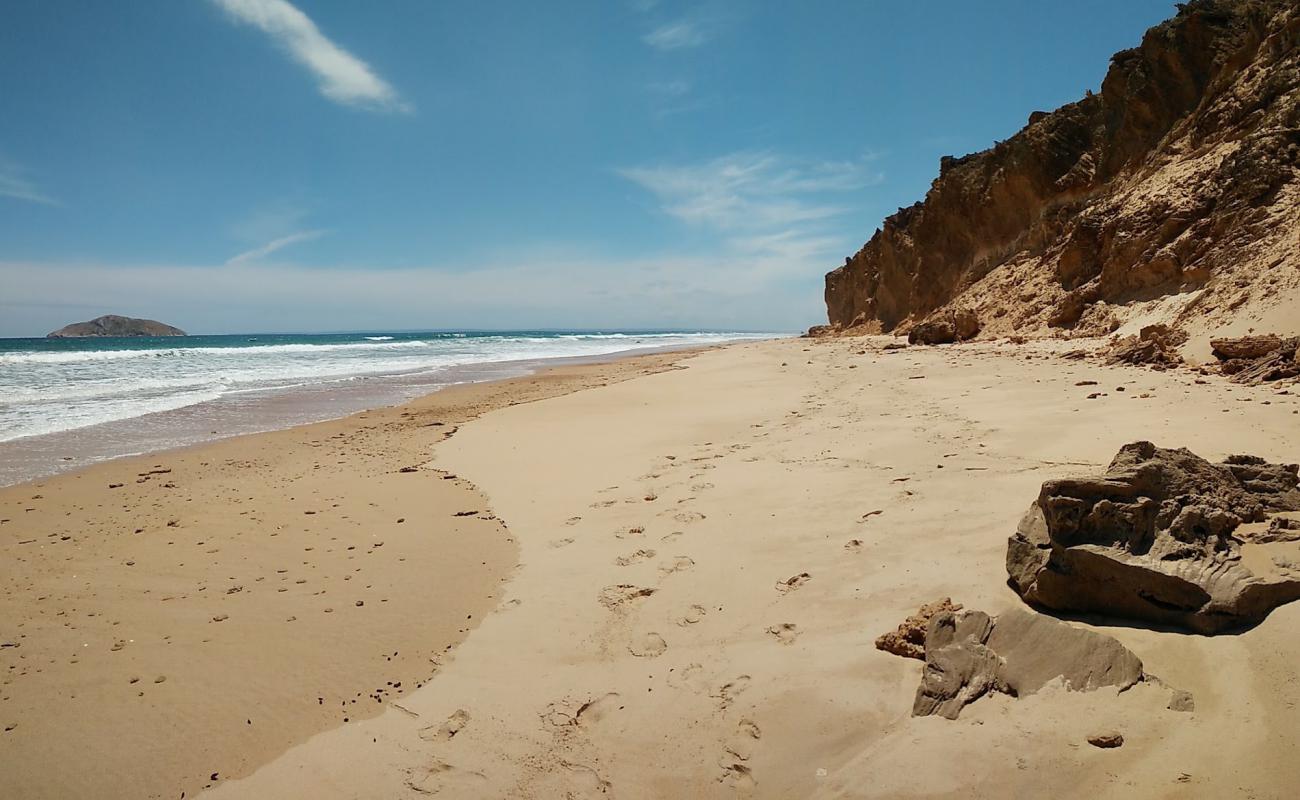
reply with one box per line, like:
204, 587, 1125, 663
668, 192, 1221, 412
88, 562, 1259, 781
0, 329, 778, 485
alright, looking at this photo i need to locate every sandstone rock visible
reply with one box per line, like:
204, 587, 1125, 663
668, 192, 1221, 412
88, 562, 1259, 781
907, 309, 981, 345
1105, 324, 1186, 369
823, 1, 1300, 339
1211, 334, 1284, 361
1087, 731, 1124, 749
803, 325, 834, 338
1217, 337, 1299, 384
910, 607, 1144, 720
874, 597, 962, 660
1007, 442, 1300, 634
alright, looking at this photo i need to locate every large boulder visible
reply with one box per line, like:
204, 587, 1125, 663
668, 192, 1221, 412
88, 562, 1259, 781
911, 607, 1144, 719
907, 309, 981, 345
1007, 442, 1300, 634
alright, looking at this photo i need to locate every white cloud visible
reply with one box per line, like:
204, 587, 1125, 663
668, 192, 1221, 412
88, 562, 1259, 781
225, 229, 326, 265
0, 160, 57, 206
644, 21, 707, 50
617, 151, 881, 281
0, 252, 820, 336
617, 151, 878, 232
210, 0, 408, 112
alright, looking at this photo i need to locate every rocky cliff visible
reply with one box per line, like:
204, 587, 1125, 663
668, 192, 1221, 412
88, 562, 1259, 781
824, 0, 1300, 348
47, 315, 186, 338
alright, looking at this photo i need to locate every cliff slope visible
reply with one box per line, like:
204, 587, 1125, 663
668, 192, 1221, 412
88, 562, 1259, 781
47, 315, 186, 338
824, 0, 1300, 353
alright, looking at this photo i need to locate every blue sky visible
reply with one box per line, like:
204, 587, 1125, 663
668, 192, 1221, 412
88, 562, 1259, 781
1, 0, 1177, 336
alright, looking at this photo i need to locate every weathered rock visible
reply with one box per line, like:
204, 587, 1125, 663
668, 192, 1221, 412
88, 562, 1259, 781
1105, 324, 1186, 369
1087, 731, 1125, 749
1216, 337, 1300, 384
1007, 442, 1300, 634
803, 325, 834, 338
910, 607, 1144, 720
1211, 334, 1284, 361
907, 309, 981, 345
874, 597, 962, 660
47, 315, 186, 338
824, 1, 1300, 340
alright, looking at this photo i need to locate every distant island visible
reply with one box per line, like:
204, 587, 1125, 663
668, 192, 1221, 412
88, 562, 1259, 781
46, 314, 187, 338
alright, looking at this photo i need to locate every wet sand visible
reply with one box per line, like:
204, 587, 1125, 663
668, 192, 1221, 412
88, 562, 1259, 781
0, 349, 689, 800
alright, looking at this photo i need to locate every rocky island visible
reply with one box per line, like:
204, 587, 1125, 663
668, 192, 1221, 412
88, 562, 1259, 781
46, 314, 186, 338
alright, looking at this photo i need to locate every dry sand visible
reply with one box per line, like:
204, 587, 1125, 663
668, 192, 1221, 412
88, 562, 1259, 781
6, 337, 1300, 798
0, 351, 686, 800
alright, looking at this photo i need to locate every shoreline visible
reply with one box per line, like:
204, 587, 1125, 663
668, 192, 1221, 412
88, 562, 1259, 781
0, 340, 741, 489
0, 344, 712, 800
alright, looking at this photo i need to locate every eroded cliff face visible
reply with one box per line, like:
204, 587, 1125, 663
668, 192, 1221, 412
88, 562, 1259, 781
824, 0, 1300, 344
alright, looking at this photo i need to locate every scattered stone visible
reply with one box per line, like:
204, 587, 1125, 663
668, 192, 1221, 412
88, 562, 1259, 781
1007, 441, 1300, 633
1087, 731, 1124, 748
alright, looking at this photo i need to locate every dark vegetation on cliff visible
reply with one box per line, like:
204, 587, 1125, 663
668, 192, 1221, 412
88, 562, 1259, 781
824, 0, 1300, 346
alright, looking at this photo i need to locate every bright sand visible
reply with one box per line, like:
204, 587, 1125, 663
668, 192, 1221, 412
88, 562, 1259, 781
5, 338, 1300, 798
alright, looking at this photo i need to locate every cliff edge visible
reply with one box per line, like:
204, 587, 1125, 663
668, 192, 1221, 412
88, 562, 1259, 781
824, 0, 1300, 352
47, 315, 187, 338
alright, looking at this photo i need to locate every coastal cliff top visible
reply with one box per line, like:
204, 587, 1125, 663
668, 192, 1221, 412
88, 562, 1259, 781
46, 315, 186, 338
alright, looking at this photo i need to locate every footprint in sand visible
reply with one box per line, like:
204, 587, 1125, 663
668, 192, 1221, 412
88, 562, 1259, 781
405, 760, 487, 795
766, 623, 799, 645
671, 510, 707, 525
549, 537, 576, 549
844, 539, 864, 551
658, 556, 695, 577
615, 549, 656, 567
599, 584, 656, 611
677, 604, 708, 626
575, 692, 623, 727
629, 632, 667, 658
667, 662, 711, 693
718, 718, 763, 788
775, 572, 811, 593
659, 531, 685, 544
713, 675, 752, 711
615, 525, 646, 540
419, 708, 470, 741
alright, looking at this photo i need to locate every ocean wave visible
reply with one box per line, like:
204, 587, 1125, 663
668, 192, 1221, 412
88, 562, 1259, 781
364, 336, 395, 341
0, 339, 434, 365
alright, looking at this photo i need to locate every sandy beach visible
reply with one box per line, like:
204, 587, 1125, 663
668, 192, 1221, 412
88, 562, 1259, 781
8, 336, 1297, 798
0, 350, 689, 799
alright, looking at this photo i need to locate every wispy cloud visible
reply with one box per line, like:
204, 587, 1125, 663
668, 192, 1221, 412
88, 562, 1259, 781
618, 151, 879, 231
225, 229, 326, 265
0, 159, 57, 206
643, 21, 707, 50
210, 0, 409, 112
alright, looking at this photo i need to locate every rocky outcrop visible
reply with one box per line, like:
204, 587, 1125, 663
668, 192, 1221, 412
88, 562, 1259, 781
824, 0, 1300, 344
1007, 442, 1300, 634
1105, 324, 1187, 369
1211, 334, 1300, 382
47, 315, 186, 338
909, 607, 1144, 720
906, 309, 980, 345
